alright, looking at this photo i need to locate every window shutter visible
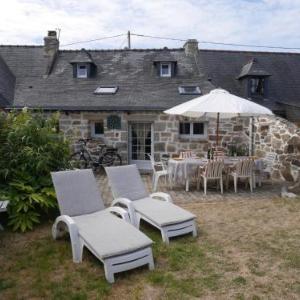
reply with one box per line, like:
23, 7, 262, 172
156, 63, 161, 77
90, 64, 97, 77
72, 64, 77, 78
171, 62, 176, 77
86, 64, 91, 78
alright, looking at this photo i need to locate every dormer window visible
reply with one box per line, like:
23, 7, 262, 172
70, 49, 97, 79
77, 64, 88, 78
160, 63, 171, 77
249, 77, 266, 96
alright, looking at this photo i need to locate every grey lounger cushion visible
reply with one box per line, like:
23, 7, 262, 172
105, 165, 149, 200
133, 197, 195, 227
52, 169, 105, 216
73, 210, 153, 259
106, 165, 196, 226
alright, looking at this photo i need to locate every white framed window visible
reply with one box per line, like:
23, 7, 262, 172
77, 64, 88, 78
179, 122, 207, 139
90, 121, 104, 137
160, 63, 171, 77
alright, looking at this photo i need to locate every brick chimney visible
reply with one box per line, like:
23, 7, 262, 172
44, 30, 59, 56
183, 39, 198, 56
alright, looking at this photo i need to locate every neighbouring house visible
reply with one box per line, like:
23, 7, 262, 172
1, 31, 300, 178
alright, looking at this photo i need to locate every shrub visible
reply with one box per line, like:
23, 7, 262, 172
0, 109, 70, 232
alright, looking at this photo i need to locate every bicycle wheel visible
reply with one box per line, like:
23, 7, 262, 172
100, 152, 122, 167
70, 152, 88, 169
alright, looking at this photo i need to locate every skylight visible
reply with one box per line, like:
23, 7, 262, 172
94, 86, 118, 95
178, 86, 201, 95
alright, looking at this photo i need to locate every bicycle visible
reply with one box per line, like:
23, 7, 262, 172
70, 139, 122, 170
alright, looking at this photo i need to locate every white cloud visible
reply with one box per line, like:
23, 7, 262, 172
0, 0, 299, 52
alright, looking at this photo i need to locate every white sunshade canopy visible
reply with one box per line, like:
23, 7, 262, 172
164, 88, 273, 118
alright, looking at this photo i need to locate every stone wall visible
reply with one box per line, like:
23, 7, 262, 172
59, 111, 300, 180
253, 116, 300, 181
59, 111, 250, 164
59, 112, 128, 162
153, 114, 249, 160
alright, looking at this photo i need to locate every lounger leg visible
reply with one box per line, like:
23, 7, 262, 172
53, 218, 84, 263
192, 221, 197, 237
148, 249, 155, 270
69, 232, 84, 263
136, 214, 141, 229
161, 228, 169, 245
0, 223, 3, 231
104, 262, 115, 284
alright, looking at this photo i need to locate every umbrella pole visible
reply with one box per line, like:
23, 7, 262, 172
216, 112, 220, 147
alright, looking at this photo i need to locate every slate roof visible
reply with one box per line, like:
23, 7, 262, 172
0, 54, 15, 107
0, 46, 214, 111
198, 49, 300, 108
0, 44, 300, 111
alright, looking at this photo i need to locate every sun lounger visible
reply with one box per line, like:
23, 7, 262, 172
105, 165, 197, 244
51, 169, 154, 283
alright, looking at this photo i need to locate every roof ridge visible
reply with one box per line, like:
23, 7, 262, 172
60, 48, 185, 53
199, 48, 300, 56
0, 45, 43, 48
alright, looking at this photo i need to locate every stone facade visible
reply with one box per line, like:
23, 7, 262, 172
253, 116, 300, 181
59, 111, 300, 181
59, 111, 250, 164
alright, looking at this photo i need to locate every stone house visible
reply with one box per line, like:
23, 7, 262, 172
1, 31, 300, 174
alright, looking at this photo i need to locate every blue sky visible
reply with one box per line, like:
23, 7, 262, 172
0, 0, 300, 52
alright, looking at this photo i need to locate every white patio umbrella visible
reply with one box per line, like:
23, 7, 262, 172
164, 88, 273, 146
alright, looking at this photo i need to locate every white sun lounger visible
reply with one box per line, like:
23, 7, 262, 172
105, 165, 197, 244
51, 169, 154, 283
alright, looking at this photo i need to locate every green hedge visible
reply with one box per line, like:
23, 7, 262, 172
0, 109, 70, 232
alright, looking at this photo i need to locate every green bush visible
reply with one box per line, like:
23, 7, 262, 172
0, 109, 70, 231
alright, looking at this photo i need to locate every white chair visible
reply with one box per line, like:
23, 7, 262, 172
197, 160, 224, 195
105, 165, 197, 244
51, 169, 154, 283
148, 154, 169, 192
256, 153, 277, 186
0, 200, 9, 230
227, 159, 255, 193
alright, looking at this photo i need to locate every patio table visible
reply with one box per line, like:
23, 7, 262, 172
168, 157, 263, 192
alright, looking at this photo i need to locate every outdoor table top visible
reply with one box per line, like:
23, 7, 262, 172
168, 156, 260, 165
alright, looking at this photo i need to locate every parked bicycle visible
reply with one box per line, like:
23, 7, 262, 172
70, 139, 122, 170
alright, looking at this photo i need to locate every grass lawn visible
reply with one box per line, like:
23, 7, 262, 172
1, 196, 300, 299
